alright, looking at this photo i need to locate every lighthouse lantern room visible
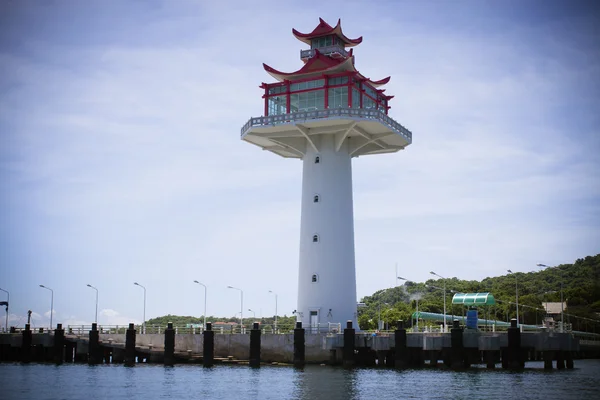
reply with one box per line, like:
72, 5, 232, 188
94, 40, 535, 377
240, 18, 413, 330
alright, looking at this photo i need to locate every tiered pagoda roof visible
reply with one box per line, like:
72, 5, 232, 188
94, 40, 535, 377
263, 18, 390, 89
292, 18, 362, 47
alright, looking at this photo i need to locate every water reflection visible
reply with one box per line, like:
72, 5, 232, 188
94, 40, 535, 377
0, 360, 599, 400
293, 366, 358, 400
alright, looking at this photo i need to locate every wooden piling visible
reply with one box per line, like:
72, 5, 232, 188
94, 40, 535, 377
249, 322, 261, 368
343, 320, 355, 368
566, 351, 574, 369
88, 323, 102, 365
293, 321, 305, 368
164, 322, 175, 366
203, 322, 214, 367
53, 323, 65, 364
507, 318, 523, 369
543, 351, 553, 370
21, 324, 32, 363
484, 350, 496, 369
556, 350, 565, 369
124, 323, 136, 366
450, 319, 464, 369
64, 342, 74, 363
394, 320, 408, 369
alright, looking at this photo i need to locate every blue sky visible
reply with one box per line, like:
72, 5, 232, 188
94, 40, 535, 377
1, 0, 598, 328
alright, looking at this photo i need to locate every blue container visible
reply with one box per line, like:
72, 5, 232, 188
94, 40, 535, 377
466, 310, 478, 329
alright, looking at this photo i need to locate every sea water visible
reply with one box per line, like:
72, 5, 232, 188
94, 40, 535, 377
1, 360, 599, 400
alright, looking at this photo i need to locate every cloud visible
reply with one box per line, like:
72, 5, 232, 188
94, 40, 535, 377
98, 309, 140, 326
0, 1, 598, 322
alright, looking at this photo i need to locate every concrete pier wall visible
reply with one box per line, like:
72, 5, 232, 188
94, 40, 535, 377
2, 329, 597, 366
97, 332, 332, 363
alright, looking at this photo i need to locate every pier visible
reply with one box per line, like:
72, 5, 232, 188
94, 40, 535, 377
1, 319, 598, 369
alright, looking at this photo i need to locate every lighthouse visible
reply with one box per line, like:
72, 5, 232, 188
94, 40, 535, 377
240, 18, 413, 330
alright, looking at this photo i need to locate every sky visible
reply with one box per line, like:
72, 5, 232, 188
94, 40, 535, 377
0, 0, 599, 329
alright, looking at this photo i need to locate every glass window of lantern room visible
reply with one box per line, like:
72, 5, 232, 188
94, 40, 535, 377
268, 95, 287, 116
380, 98, 387, 114
290, 90, 324, 113
352, 88, 361, 108
328, 76, 348, 86
311, 36, 331, 49
363, 96, 376, 110
328, 86, 348, 109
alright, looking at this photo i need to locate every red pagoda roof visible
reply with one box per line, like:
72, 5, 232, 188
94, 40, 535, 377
292, 18, 362, 47
263, 50, 390, 88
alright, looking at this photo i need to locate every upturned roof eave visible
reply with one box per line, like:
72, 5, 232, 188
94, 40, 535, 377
292, 18, 363, 47
263, 56, 391, 88
263, 54, 354, 82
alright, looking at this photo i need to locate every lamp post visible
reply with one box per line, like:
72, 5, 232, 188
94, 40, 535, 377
248, 309, 256, 320
133, 282, 146, 334
227, 286, 243, 332
429, 271, 447, 332
193, 281, 207, 329
86, 284, 98, 324
268, 290, 278, 332
507, 270, 519, 326
39, 285, 53, 330
537, 263, 564, 332
0, 288, 8, 332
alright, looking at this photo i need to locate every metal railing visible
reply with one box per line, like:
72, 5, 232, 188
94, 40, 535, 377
63, 323, 342, 335
241, 107, 412, 143
300, 45, 349, 59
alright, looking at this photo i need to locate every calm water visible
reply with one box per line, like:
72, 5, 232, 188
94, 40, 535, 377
1, 360, 599, 400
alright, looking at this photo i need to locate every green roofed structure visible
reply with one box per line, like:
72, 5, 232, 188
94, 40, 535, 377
451, 292, 496, 306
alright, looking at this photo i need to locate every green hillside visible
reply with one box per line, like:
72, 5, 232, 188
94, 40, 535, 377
357, 254, 600, 331
146, 314, 297, 329
145, 254, 600, 332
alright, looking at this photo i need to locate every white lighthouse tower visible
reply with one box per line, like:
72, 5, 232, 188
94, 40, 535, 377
241, 18, 412, 330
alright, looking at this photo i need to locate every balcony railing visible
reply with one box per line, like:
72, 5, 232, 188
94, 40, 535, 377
300, 45, 349, 60
241, 107, 413, 143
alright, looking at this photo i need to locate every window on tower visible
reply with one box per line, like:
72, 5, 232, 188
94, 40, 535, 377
313, 195, 320, 203
290, 90, 325, 113
328, 86, 348, 109
312, 274, 318, 283
352, 88, 361, 108
312, 234, 319, 243
268, 95, 287, 115
311, 36, 332, 49
315, 156, 320, 163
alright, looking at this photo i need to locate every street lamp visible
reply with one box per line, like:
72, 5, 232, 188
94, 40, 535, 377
227, 286, 243, 331
430, 271, 447, 332
193, 281, 207, 329
133, 282, 146, 334
268, 290, 278, 332
86, 284, 98, 324
39, 285, 54, 330
537, 263, 564, 332
0, 288, 8, 332
248, 309, 256, 320
507, 270, 519, 326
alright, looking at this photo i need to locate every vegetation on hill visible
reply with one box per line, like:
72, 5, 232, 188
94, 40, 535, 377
357, 254, 600, 331
145, 254, 599, 332
146, 314, 296, 329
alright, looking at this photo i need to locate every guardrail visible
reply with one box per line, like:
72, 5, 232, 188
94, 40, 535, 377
300, 45, 349, 59
64, 323, 342, 335
240, 107, 413, 143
